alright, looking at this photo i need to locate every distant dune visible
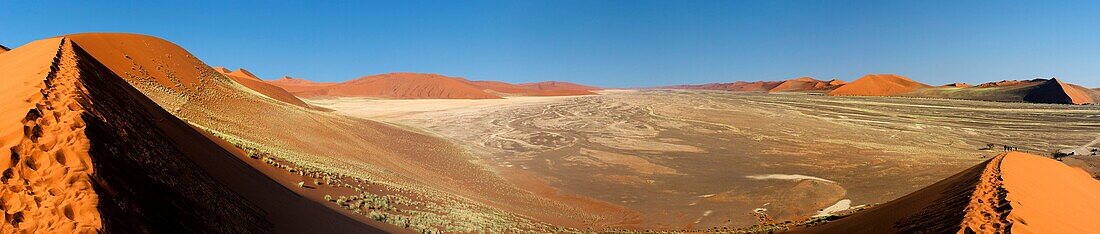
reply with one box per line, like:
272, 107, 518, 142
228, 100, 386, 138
768, 77, 845, 93
797, 152, 1100, 233
266, 76, 338, 93
266, 74, 599, 99
906, 78, 1097, 105
827, 74, 931, 96
473, 80, 596, 96
942, 82, 972, 88
289, 72, 502, 99
661, 81, 784, 92
213, 67, 324, 110
517, 81, 602, 92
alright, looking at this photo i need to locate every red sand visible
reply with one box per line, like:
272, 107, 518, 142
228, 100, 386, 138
827, 74, 931, 96
214, 67, 323, 110
768, 77, 845, 92
797, 152, 1100, 233
665, 81, 784, 92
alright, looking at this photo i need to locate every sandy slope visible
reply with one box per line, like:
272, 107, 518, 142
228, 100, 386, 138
266, 76, 338, 93
796, 152, 1100, 233
828, 74, 931, 96
0, 44, 9, 54
662, 81, 785, 92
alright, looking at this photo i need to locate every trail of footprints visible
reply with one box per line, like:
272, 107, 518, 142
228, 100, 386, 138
2, 39, 100, 233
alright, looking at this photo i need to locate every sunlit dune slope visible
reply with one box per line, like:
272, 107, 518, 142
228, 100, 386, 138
65, 33, 615, 231
827, 74, 931, 96
796, 152, 1100, 233
213, 67, 325, 110
287, 72, 503, 99
662, 80, 784, 91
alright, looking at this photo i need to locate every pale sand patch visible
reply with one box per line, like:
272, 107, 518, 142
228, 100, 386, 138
745, 174, 836, 183
587, 136, 705, 153
813, 199, 852, 217
579, 148, 682, 175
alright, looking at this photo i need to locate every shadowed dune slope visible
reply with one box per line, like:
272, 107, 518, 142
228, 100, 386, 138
472, 80, 596, 96
796, 152, 1100, 233
827, 74, 931, 96
0, 36, 385, 232
214, 68, 324, 110
0, 44, 9, 54
1022, 78, 1094, 104
288, 72, 503, 99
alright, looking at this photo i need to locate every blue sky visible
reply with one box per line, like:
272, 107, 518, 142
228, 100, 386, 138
3, 1, 1099, 88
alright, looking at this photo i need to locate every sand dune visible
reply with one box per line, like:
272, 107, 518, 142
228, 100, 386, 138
0, 34, 392, 232
517, 81, 603, 91
283, 72, 503, 99
941, 82, 972, 87
662, 81, 784, 92
768, 77, 845, 93
213, 67, 325, 110
827, 74, 931, 96
472, 80, 596, 96
906, 78, 1096, 105
0, 44, 9, 54
797, 152, 1100, 233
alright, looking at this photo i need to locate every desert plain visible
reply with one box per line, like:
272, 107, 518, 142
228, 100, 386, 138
311, 89, 1100, 229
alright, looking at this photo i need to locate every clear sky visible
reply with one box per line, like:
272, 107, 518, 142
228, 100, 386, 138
3, 1, 1099, 88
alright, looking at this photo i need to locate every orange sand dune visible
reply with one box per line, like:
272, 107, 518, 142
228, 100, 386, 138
472, 80, 596, 96
0, 44, 9, 54
796, 152, 1100, 233
0, 34, 389, 232
976, 79, 1042, 88
213, 67, 325, 110
284, 72, 503, 99
827, 74, 931, 96
517, 81, 603, 91
768, 77, 845, 92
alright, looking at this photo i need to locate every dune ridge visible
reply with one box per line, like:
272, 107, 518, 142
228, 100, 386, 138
0, 44, 9, 54
798, 152, 1100, 233
472, 80, 596, 96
